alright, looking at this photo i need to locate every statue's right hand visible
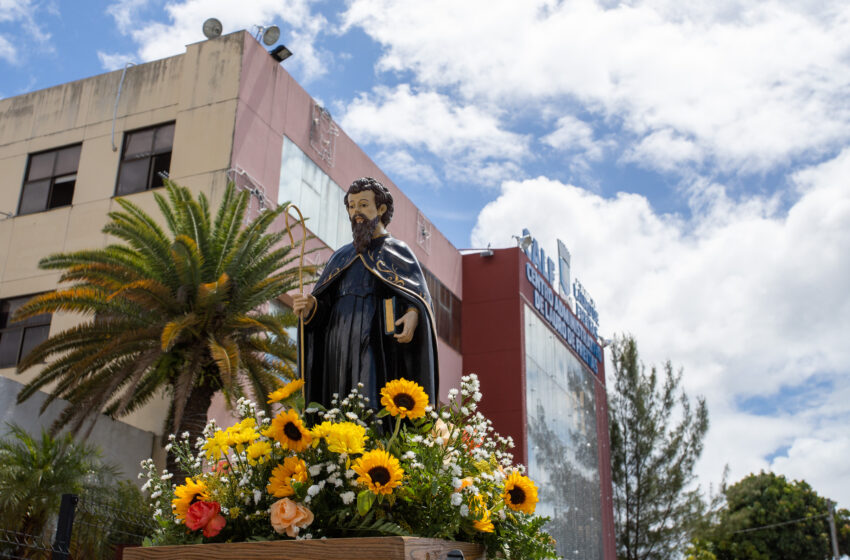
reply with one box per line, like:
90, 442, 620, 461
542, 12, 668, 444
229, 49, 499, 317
291, 293, 315, 318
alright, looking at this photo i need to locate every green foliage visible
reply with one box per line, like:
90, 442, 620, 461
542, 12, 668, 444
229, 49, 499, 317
608, 335, 710, 560
13, 181, 311, 450
692, 471, 850, 560
0, 424, 153, 559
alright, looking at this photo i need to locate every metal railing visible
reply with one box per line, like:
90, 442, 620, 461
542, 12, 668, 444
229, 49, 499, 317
0, 494, 155, 560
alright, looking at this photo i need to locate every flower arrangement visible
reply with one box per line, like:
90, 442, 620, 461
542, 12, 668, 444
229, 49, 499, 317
140, 374, 558, 559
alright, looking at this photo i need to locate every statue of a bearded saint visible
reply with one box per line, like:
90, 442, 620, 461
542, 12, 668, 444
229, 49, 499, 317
292, 177, 438, 409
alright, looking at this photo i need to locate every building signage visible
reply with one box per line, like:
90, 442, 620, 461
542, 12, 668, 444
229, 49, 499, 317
573, 279, 599, 338
521, 228, 556, 287
525, 262, 602, 375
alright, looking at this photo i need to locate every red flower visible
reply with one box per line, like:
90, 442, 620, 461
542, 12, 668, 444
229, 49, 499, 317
185, 501, 226, 537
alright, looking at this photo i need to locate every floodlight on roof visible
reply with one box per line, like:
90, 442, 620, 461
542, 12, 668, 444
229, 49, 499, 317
270, 44, 293, 62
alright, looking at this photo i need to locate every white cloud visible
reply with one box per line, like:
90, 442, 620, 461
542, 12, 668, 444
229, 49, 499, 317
340, 84, 529, 186
105, 0, 150, 33
0, 34, 16, 63
542, 115, 607, 161
373, 149, 440, 186
622, 129, 703, 172
105, 0, 329, 83
342, 0, 850, 174
97, 51, 136, 71
471, 147, 850, 505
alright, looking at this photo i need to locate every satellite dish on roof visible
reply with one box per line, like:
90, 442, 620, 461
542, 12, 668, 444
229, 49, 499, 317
202, 18, 223, 40
262, 25, 280, 46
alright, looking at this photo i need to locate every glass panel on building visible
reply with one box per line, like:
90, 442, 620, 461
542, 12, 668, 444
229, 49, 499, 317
116, 122, 174, 196
524, 303, 603, 560
19, 144, 82, 215
0, 295, 52, 367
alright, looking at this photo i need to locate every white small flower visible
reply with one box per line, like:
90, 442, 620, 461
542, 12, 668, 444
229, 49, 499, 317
441, 412, 450, 420
164, 443, 173, 452
345, 469, 357, 479
403, 451, 416, 460
451, 493, 463, 506
306, 407, 318, 414
308, 485, 321, 497
473, 392, 482, 402
160, 473, 173, 480
181, 431, 190, 438
150, 490, 162, 499
326, 463, 338, 473
460, 504, 469, 517
435, 437, 444, 446
341, 491, 356, 504
309, 464, 323, 476
253, 489, 262, 504
345, 412, 358, 420
448, 388, 459, 398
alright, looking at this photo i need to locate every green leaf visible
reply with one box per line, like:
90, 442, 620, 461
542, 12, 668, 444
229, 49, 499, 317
357, 489, 376, 516
376, 408, 391, 418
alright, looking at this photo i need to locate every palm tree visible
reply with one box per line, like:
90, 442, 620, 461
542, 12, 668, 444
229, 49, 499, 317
0, 423, 153, 560
13, 181, 307, 456
0, 423, 119, 556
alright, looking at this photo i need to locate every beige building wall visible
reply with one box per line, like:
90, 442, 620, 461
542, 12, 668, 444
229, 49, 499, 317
0, 32, 246, 435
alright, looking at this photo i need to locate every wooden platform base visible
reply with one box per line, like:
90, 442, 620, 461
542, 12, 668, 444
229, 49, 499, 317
123, 536, 486, 560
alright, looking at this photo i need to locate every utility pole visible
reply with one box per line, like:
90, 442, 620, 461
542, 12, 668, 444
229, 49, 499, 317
827, 500, 840, 560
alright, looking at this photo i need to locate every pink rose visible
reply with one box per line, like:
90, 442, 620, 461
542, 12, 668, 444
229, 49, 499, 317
185, 501, 226, 538
270, 498, 314, 537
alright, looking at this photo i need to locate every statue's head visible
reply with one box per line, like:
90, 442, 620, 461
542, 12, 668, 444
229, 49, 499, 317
345, 177, 394, 226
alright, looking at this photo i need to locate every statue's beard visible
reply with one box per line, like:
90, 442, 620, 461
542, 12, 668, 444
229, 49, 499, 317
351, 214, 380, 253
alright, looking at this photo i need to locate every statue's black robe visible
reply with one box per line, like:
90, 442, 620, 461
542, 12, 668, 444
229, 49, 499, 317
301, 235, 439, 408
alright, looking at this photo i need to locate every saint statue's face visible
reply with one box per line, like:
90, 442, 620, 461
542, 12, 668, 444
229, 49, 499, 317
347, 190, 386, 230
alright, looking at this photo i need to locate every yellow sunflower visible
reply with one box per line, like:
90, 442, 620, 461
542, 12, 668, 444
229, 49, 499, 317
501, 471, 539, 514
266, 456, 308, 497
324, 422, 367, 455
264, 409, 312, 452
172, 477, 210, 522
471, 495, 494, 533
267, 378, 305, 403
380, 378, 429, 419
352, 449, 404, 495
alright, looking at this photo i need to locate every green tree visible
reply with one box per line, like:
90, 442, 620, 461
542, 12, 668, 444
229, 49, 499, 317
13, 181, 306, 458
693, 471, 849, 560
608, 335, 710, 560
0, 423, 153, 559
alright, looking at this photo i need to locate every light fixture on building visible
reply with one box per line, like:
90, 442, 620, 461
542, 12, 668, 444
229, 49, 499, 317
202, 18, 223, 40
512, 232, 533, 251
599, 337, 613, 348
0, 210, 13, 219
270, 45, 293, 62
260, 25, 280, 46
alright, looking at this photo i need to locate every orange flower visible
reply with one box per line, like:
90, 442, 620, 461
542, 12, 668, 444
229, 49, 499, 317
269, 498, 314, 537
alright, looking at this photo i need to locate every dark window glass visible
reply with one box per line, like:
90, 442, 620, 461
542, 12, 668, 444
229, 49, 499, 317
18, 144, 81, 215
117, 159, 150, 196
422, 267, 461, 352
50, 177, 76, 208
116, 122, 174, 196
0, 295, 51, 368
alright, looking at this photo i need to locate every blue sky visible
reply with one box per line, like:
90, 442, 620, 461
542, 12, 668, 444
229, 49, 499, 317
3, 0, 850, 508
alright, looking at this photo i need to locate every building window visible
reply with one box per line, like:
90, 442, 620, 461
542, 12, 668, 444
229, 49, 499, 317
18, 144, 82, 215
116, 122, 175, 196
0, 295, 51, 368
423, 268, 461, 352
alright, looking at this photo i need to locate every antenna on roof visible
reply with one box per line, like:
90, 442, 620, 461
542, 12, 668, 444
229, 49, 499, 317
202, 18, 223, 40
